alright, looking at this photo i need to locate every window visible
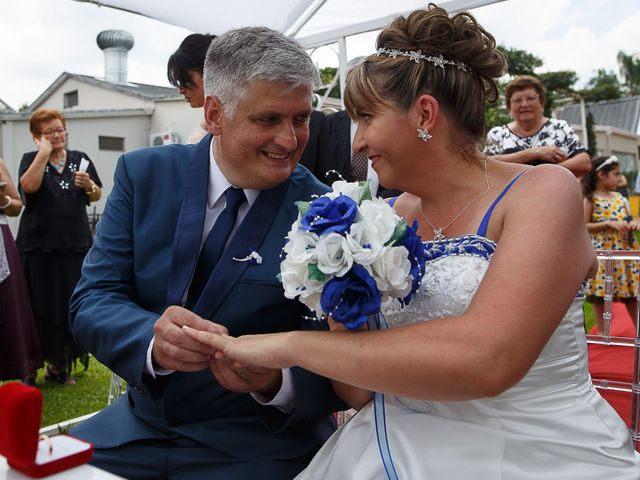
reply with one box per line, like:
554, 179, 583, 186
63, 90, 78, 109
99, 136, 125, 151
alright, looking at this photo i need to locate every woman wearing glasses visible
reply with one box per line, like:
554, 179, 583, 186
17, 108, 102, 385
485, 75, 591, 177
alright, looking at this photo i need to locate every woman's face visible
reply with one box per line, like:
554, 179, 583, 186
36, 118, 66, 150
509, 87, 543, 125
352, 102, 416, 190
178, 70, 205, 108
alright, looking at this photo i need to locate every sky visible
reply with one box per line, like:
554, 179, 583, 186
0, 0, 639, 110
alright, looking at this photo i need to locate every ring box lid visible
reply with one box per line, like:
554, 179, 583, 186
0, 382, 42, 468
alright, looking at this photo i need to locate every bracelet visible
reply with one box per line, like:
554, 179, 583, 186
0, 195, 11, 209
85, 182, 97, 196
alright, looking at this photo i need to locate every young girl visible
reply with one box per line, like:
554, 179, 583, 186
583, 155, 639, 333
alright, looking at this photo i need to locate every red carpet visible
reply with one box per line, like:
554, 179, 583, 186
587, 302, 637, 427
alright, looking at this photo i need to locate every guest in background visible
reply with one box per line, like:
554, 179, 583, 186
316, 57, 401, 197
617, 172, 630, 198
168, 33, 216, 144
17, 108, 102, 385
582, 155, 639, 334
0, 158, 42, 384
298, 109, 326, 179
485, 75, 591, 178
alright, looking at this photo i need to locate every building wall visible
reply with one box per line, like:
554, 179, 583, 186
572, 125, 639, 164
151, 100, 204, 145
39, 78, 153, 111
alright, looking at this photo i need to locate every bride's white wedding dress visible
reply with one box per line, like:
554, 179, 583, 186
296, 234, 640, 479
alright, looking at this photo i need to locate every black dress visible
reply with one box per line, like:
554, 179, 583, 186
16, 150, 102, 374
0, 215, 43, 379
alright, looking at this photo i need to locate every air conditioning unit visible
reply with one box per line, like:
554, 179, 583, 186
150, 131, 180, 146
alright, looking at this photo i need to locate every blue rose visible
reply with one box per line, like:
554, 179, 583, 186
397, 220, 426, 304
321, 264, 381, 330
300, 194, 358, 236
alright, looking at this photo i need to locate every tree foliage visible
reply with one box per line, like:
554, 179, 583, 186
498, 46, 543, 76
617, 50, 640, 96
580, 69, 622, 102
586, 110, 597, 157
317, 67, 341, 99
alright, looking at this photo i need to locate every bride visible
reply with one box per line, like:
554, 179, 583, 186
184, 4, 640, 478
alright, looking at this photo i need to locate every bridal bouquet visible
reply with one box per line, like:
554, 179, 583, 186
280, 181, 426, 330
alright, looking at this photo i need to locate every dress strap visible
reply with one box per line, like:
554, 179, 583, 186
476, 170, 527, 237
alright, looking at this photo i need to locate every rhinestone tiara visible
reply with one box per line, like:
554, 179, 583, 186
374, 47, 468, 72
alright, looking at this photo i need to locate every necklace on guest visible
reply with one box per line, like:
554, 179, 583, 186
418, 157, 490, 241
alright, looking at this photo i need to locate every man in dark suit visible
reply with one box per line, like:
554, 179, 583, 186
318, 108, 402, 198
69, 27, 343, 480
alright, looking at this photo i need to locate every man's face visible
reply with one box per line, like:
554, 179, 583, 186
205, 80, 312, 190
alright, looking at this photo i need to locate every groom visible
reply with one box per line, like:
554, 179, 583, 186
69, 27, 342, 479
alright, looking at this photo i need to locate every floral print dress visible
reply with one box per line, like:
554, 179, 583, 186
586, 192, 638, 300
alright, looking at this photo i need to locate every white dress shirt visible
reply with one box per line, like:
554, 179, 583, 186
145, 139, 295, 411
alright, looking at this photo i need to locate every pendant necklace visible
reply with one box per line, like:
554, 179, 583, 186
418, 157, 490, 241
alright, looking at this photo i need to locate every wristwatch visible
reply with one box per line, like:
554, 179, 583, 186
85, 181, 97, 195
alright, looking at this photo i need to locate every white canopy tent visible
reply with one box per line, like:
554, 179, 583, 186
73, 0, 504, 102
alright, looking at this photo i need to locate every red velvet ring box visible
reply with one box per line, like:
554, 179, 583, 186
0, 382, 93, 478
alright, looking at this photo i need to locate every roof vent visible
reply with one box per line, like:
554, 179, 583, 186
97, 30, 134, 84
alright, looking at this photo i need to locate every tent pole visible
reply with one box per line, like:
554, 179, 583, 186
338, 37, 348, 108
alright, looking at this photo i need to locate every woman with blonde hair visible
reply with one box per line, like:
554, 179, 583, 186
185, 4, 640, 478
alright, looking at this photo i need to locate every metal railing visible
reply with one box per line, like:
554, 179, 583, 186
586, 250, 640, 451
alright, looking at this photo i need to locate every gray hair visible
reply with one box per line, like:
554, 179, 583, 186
203, 27, 320, 116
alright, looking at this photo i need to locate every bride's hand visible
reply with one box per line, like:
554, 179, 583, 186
182, 326, 293, 370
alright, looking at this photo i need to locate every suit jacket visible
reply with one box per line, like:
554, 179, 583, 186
69, 134, 342, 461
317, 110, 402, 198
317, 110, 353, 185
298, 110, 325, 180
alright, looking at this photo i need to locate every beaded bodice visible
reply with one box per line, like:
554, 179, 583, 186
382, 235, 495, 327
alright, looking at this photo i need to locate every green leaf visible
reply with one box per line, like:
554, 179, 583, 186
295, 201, 310, 216
361, 181, 372, 202
386, 220, 407, 246
308, 263, 326, 282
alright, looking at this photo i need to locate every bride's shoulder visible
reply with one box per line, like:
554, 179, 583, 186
503, 164, 584, 219
516, 164, 580, 197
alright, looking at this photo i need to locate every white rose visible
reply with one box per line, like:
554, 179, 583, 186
280, 257, 325, 315
326, 180, 363, 203
358, 199, 398, 245
283, 228, 318, 263
346, 222, 383, 266
371, 245, 412, 298
316, 232, 353, 277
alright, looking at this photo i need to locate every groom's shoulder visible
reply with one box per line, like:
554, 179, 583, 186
117, 144, 196, 183
290, 164, 331, 197
121, 143, 196, 167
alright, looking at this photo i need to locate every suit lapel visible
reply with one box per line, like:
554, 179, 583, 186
166, 135, 212, 306
193, 180, 290, 319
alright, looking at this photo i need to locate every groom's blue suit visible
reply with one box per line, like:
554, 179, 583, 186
69, 134, 341, 478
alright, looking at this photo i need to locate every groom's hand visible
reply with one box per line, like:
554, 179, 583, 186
209, 357, 282, 397
152, 306, 228, 372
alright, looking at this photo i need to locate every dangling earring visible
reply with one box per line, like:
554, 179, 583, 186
417, 127, 432, 142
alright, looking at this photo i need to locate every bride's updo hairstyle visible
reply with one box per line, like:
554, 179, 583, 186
345, 3, 506, 153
